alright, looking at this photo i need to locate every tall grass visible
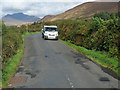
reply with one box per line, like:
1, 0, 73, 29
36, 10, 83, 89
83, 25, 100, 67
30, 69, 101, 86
2, 32, 40, 87
61, 40, 119, 77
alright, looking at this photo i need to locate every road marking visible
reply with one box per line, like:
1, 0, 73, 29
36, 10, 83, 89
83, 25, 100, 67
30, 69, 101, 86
66, 75, 75, 90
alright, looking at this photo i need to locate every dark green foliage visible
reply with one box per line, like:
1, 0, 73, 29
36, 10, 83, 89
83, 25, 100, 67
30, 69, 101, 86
2, 25, 22, 65
43, 12, 120, 59
2, 22, 41, 67
2, 21, 42, 87
28, 22, 42, 32
93, 12, 118, 20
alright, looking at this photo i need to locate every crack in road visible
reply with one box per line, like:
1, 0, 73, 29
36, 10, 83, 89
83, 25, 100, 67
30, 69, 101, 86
66, 75, 75, 89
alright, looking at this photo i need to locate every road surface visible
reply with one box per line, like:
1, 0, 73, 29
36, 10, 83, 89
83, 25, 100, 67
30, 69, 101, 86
9, 33, 118, 88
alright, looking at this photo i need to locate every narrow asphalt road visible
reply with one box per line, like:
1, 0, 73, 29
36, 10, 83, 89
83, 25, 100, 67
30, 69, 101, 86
9, 33, 118, 88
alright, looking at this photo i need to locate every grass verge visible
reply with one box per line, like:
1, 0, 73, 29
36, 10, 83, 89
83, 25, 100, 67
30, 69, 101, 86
2, 32, 40, 88
60, 40, 120, 77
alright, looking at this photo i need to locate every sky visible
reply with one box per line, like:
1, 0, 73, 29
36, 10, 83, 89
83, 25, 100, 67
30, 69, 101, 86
0, 0, 119, 18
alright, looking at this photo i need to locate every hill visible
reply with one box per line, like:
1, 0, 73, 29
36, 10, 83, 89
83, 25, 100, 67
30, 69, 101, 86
2, 13, 40, 26
40, 2, 118, 22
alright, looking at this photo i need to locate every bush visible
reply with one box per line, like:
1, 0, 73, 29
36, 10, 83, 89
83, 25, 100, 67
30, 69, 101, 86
42, 12, 120, 59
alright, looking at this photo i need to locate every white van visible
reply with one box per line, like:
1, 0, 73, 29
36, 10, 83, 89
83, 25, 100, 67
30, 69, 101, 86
42, 25, 58, 40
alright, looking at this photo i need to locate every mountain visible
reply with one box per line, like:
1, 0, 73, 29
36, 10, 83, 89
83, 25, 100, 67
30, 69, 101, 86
2, 13, 40, 26
40, 2, 118, 22
40, 15, 55, 22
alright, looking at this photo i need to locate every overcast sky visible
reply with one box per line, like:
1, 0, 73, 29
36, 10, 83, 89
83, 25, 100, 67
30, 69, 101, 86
0, 0, 119, 18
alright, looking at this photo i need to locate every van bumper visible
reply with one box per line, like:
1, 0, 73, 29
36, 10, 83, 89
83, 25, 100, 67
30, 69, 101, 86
44, 35, 58, 40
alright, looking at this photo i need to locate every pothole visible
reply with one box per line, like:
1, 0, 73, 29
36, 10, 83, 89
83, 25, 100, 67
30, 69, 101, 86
16, 66, 24, 73
81, 63, 90, 70
99, 77, 110, 82
10, 76, 27, 84
75, 59, 85, 64
25, 70, 37, 78
45, 55, 48, 58
55, 52, 61, 55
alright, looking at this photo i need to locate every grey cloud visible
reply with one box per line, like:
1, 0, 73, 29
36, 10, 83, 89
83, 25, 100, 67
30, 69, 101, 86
2, 2, 82, 18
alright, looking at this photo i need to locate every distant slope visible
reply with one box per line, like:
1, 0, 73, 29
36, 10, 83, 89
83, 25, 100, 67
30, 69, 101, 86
40, 2, 118, 22
40, 15, 55, 22
3, 17, 26, 26
2, 13, 40, 26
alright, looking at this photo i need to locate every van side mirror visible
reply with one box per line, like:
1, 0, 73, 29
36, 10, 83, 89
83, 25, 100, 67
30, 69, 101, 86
42, 29, 43, 32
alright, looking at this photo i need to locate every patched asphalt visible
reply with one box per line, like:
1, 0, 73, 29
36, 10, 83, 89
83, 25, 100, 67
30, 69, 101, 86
9, 33, 118, 88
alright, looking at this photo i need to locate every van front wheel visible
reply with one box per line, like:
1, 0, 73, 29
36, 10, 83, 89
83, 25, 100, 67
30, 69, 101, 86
42, 34, 44, 38
44, 36, 46, 40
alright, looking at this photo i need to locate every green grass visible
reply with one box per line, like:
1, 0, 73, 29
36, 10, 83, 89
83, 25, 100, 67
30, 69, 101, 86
2, 46, 24, 87
2, 32, 40, 87
60, 40, 120, 77
21, 32, 40, 38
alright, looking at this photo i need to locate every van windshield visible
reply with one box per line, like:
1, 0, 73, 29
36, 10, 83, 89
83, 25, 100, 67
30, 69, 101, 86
45, 27, 57, 31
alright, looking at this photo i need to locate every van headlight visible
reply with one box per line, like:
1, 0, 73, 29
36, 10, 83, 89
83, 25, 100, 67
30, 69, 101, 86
56, 33, 58, 36
44, 33, 48, 36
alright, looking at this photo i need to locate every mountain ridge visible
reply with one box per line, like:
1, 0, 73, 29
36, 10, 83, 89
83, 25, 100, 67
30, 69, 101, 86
39, 2, 118, 22
2, 13, 40, 26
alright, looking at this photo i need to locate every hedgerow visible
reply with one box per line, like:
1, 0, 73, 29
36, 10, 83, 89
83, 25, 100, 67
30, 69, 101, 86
43, 12, 120, 59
